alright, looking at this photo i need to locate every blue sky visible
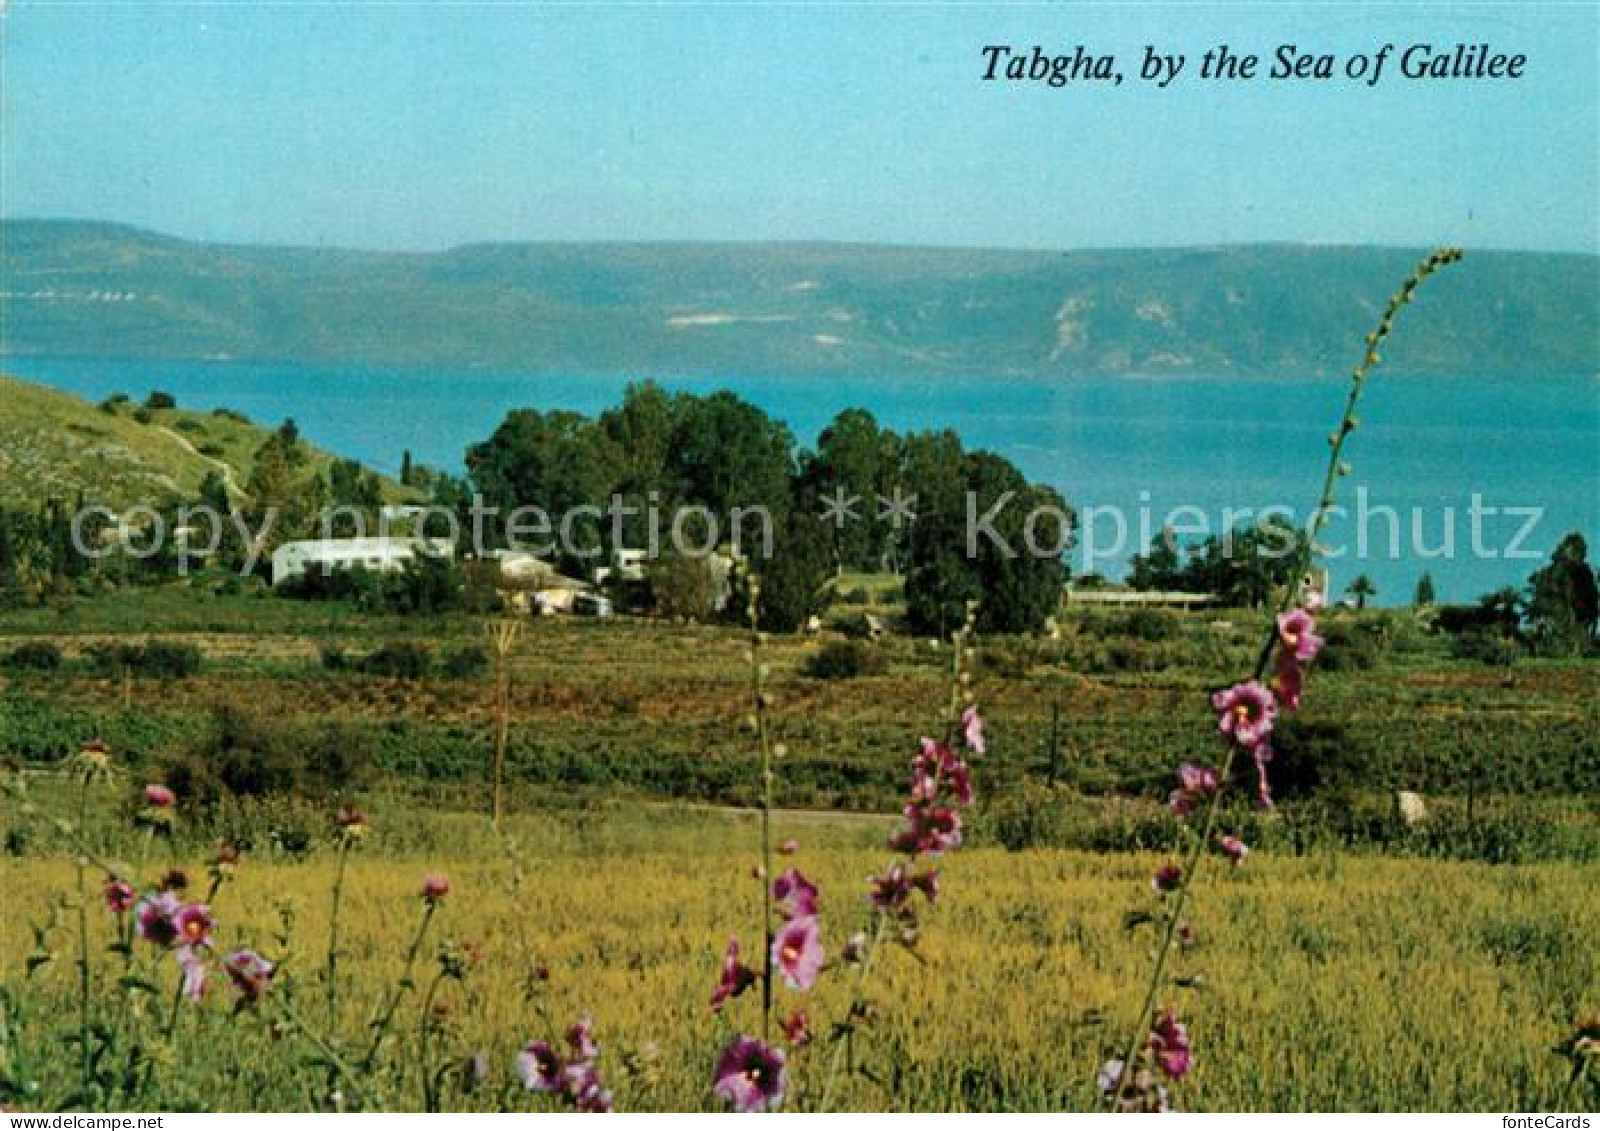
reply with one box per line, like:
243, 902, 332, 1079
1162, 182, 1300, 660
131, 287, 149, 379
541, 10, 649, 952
2, 3, 1595, 252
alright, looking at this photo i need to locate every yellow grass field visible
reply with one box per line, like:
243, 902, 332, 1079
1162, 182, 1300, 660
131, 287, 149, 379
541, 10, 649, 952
2, 803, 1594, 1111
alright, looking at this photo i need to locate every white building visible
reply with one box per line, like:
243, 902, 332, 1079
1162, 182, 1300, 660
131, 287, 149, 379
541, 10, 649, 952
270, 537, 454, 587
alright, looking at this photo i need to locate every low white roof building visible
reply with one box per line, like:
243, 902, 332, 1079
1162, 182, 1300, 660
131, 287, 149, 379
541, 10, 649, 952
270, 537, 453, 587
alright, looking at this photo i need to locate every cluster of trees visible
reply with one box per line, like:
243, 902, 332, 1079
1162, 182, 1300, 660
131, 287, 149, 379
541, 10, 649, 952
1436, 533, 1599, 660
456, 383, 1072, 633
1126, 517, 1310, 608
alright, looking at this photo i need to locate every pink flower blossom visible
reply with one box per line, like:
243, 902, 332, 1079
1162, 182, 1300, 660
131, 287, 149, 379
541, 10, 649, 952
888, 802, 962, 856
780, 1010, 812, 1048
222, 949, 275, 1005
1169, 763, 1221, 815
177, 946, 207, 1001
517, 1041, 564, 1092
777, 838, 800, 856
772, 868, 819, 919
771, 916, 824, 991
134, 891, 181, 946
1151, 862, 1183, 894
1276, 608, 1323, 663
1149, 1009, 1192, 1079
913, 738, 973, 805
1216, 834, 1250, 866
1273, 649, 1304, 711
709, 937, 757, 1011
566, 1015, 598, 1062
960, 705, 986, 754
104, 880, 135, 915
174, 903, 215, 949
563, 1063, 613, 1112
421, 874, 450, 904
143, 783, 176, 808
1211, 680, 1277, 750
713, 1036, 788, 1112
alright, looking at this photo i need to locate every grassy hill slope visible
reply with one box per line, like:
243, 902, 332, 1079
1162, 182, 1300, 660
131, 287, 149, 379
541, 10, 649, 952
0, 373, 406, 512
2, 220, 1594, 378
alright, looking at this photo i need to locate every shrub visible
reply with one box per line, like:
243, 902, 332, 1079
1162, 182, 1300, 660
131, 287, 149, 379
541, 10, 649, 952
359, 641, 433, 678
197, 442, 226, 458
131, 408, 154, 425
1451, 628, 1522, 666
3, 641, 62, 672
212, 407, 251, 424
1316, 617, 1382, 670
1112, 607, 1180, 641
144, 390, 177, 410
163, 704, 375, 807
319, 645, 349, 671
441, 645, 490, 679
805, 638, 888, 679
84, 641, 202, 678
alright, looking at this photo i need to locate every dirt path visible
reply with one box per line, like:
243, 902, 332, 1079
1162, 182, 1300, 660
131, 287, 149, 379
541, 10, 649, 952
155, 425, 244, 500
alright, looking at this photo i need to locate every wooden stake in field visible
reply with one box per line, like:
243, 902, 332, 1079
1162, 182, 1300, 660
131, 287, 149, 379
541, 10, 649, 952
487, 617, 523, 833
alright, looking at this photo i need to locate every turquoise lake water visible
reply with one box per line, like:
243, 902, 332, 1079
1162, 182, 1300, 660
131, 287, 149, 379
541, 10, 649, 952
9, 357, 1597, 605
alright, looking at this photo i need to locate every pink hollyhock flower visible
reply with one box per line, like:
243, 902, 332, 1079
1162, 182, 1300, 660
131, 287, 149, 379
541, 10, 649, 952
1211, 680, 1277, 750
1169, 762, 1222, 816
772, 868, 819, 918
177, 946, 207, 1001
105, 880, 136, 915
868, 864, 913, 912
222, 949, 275, 1005
780, 1010, 812, 1048
1277, 608, 1323, 663
914, 738, 973, 805
888, 802, 962, 856
1273, 649, 1304, 711
1151, 862, 1183, 894
778, 838, 800, 856
1177, 763, 1220, 797
771, 916, 824, 991
961, 706, 986, 754
713, 1036, 788, 1112
566, 1015, 599, 1062
1149, 1009, 1192, 1079
134, 891, 181, 946
174, 903, 215, 949
517, 1040, 564, 1092
910, 868, 939, 904
143, 784, 176, 808
421, 874, 450, 904
710, 937, 757, 1011
1216, 834, 1250, 866
564, 1063, 613, 1112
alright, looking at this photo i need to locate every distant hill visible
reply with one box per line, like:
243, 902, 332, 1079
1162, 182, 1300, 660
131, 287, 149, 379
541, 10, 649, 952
1, 220, 1594, 378
0, 374, 405, 512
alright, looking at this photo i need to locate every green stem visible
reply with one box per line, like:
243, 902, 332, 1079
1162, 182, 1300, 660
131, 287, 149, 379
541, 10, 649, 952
1106, 248, 1460, 1111
360, 901, 437, 1072
418, 968, 448, 1112
327, 841, 352, 1027
747, 588, 776, 1043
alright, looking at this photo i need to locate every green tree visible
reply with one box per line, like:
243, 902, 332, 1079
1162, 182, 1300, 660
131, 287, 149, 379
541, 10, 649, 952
805, 408, 902, 573
1414, 572, 1437, 606
666, 391, 795, 531
1346, 573, 1377, 609
1129, 527, 1184, 591
1524, 532, 1599, 655
466, 409, 621, 566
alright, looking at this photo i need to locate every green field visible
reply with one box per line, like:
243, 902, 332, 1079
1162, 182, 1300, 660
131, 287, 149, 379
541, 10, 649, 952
1, 584, 1596, 1111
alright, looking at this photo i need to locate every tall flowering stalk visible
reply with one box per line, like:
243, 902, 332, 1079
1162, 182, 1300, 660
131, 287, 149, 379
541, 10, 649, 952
816, 602, 981, 1110
707, 585, 983, 1112
1104, 248, 1461, 1111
